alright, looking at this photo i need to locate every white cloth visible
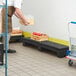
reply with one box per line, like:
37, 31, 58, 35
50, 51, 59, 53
3, 0, 23, 9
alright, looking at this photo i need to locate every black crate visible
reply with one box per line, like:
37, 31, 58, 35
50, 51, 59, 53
22, 37, 69, 58
0, 43, 4, 65
10, 35, 22, 43
22, 37, 41, 48
41, 41, 69, 58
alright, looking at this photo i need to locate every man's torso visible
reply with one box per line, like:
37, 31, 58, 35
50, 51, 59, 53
2, 0, 23, 9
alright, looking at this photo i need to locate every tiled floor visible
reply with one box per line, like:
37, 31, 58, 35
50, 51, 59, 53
0, 43, 76, 76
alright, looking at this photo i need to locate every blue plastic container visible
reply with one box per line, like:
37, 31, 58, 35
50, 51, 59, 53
66, 50, 71, 56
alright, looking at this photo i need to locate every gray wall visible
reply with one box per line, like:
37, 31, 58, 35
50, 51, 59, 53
12, 0, 76, 41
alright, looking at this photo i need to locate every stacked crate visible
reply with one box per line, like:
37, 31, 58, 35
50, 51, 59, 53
31, 32, 48, 41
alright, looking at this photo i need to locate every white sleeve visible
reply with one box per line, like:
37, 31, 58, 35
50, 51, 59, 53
14, 0, 22, 9
0, 0, 4, 5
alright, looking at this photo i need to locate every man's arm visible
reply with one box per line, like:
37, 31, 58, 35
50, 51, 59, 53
14, 8, 29, 25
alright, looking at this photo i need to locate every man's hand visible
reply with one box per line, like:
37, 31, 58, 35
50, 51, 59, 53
19, 19, 30, 25
14, 8, 30, 25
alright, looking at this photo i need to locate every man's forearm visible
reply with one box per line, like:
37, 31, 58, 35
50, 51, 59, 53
14, 8, 28, 24
14, 12, 20, 18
